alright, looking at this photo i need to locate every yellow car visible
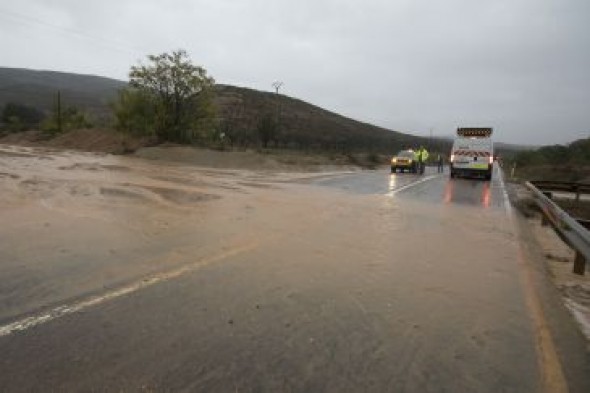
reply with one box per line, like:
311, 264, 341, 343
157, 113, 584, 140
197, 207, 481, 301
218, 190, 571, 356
391, 150, 417, 173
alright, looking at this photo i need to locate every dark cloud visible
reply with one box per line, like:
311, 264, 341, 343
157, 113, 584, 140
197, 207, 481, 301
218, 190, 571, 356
1, 0, 588, 144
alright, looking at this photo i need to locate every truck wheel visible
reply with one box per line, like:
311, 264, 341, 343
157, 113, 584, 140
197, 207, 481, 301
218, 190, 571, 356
391, 167, 396, 173
450, 171, 455, 178
485, 172, 492, 181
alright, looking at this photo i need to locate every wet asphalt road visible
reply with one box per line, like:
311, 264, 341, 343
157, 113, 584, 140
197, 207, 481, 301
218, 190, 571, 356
1, 155, 589, 393
314, 165, 506, 209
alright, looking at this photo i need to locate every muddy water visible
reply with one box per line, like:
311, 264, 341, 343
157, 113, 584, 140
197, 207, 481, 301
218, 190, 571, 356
0, 144, 547, 392
0, 144, 319, 323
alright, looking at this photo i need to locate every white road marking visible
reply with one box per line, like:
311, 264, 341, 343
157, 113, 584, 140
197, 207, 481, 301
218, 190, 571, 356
0, 243, 258, 338
497, 167, 514, 217
386, 174, 441, 197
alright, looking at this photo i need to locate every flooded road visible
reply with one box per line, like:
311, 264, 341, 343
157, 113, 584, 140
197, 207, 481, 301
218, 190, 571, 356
0, 145, 588, 392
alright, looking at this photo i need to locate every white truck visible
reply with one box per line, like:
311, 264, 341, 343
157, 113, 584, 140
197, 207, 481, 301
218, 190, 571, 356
449, 127, 494, 180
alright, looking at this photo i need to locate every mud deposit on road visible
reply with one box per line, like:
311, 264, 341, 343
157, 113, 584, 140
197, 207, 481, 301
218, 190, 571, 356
0, 144, 314, 323
0, 144, 564, 392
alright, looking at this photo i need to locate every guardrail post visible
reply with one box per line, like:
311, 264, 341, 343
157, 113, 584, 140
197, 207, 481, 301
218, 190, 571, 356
540, 192, 552, 226
573, 251, 586, 275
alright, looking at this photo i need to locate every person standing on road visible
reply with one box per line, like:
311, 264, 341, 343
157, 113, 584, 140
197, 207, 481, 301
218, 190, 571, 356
437, 154, 444, 173
416, 146, 429, 174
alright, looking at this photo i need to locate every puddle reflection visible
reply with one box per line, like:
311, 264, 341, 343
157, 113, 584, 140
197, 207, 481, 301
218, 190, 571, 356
388, 174, 397, 192
444, 179, 491, 208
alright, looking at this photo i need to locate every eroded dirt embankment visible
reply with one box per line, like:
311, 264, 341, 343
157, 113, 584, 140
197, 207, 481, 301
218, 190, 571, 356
0, 129, 373, 171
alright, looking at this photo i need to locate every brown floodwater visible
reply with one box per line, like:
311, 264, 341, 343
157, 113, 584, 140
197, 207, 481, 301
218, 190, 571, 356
2, 143, 586, 392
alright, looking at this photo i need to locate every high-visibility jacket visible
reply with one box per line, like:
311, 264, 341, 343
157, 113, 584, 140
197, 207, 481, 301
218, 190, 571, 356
416, 148, 429, 162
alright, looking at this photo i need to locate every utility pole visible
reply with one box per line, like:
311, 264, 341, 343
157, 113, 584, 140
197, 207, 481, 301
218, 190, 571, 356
271, 81, 283, 137
272, 81, 283, 95
56, 90, 62, 133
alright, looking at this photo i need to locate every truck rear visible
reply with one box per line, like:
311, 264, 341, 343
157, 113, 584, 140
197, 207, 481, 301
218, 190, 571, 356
450, 128, 494, 181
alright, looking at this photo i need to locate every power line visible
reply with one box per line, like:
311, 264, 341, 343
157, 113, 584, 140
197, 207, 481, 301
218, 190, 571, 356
0, 7, 150, 56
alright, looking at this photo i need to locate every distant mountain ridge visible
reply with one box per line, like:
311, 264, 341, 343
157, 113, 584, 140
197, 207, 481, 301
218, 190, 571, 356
0, 67, 126, 121
1, 67, 434, 152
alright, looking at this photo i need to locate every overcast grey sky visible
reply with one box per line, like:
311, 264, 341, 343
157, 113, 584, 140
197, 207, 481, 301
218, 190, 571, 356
1, 0, 588, 144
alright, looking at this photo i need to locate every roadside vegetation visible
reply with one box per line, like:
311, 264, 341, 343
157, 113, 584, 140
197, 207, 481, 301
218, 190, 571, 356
508, 137, 590, 224
113, 50, 215, 144
507, 137, 590, 182
1, 103, 45, 132
1, 98, 92, 137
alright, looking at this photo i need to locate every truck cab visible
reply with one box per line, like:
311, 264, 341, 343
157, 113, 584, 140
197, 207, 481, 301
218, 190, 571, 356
450, 128, 494, 181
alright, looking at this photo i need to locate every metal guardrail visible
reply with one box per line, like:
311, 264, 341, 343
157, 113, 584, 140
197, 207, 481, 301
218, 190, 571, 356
530, 180, 590, 202
531, 180, 590, 229
526, 181, 590, 275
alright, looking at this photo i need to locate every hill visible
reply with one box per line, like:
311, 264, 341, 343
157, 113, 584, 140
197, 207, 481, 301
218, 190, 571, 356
214, 84, 429, 152
0, 67, 126, 123
0, 67, 433, 153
